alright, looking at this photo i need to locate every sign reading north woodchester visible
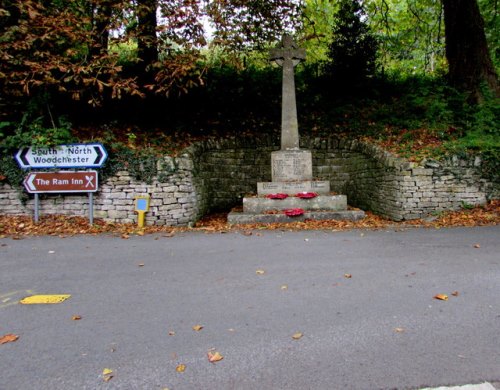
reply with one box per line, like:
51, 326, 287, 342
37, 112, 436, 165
15, 143, 108, 169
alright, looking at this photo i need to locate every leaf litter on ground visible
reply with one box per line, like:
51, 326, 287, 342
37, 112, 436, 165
0, 201, 497, 237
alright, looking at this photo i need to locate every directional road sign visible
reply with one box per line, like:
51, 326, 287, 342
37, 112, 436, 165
15, 143, 108, 169
23, 171, 99, 193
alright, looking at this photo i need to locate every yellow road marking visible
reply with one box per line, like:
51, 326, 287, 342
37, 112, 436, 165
19, 294, 71, 304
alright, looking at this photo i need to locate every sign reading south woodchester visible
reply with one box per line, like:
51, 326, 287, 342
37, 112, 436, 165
15, 143, 108, 169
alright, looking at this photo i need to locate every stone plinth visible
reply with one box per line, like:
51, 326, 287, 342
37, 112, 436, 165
257, 180, 330, 195
227, 210, 365, 224
243, 195, 346, 213
271, 150, 312, 182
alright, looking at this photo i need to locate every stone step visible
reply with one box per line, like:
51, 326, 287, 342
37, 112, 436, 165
227, 210, 365, 225
243, 195, 347, 213
257, 180, 330, 195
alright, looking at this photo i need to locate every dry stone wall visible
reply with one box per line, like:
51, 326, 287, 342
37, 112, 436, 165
0, 156, 201, 226
0, 136, 497, 224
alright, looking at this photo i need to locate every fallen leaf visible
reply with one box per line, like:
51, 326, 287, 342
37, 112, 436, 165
176, 364, 186, 372
344, 273, 352, 279
451, 291, 459, 297
281, 284, 288, 290
138, 263, 145, 267
256, 269, 265, 275
394, 327, 405, 333
242, 231, 253, 236
137, 230, 145, 236
168, 331, 175, 336
0, 334, 19, 344
164, 232, 175, 238
292, 332, 303, 340
207, 351, 224, 363
48, 250, 55, 254
473, 243, 480, 248
102, 368, 113, 376
434, 294, 449, 301
192, 324, 203, 331
72, 315, 82, 320
121, 234, 129, 239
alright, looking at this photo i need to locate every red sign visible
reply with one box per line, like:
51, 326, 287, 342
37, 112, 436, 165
23, 171, 98, 193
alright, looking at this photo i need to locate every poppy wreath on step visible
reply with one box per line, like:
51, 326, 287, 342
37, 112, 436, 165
266, 193, 288, 199
284, 208, 304, 217
295, 192, 318, 199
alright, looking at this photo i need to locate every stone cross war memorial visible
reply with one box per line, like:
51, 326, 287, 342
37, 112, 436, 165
228, 34, 365, 224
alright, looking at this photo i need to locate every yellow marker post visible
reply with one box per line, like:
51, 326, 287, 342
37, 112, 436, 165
134, 195, 150, 228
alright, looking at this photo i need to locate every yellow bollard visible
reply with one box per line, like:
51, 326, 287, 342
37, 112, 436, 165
134, 196, 150, 228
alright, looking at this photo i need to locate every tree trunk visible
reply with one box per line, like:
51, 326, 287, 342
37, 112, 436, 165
90, 0, 113, 57
442, 0, 499, 101
136, 0, 158, 83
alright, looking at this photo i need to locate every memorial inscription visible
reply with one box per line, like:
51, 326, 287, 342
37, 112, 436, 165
271, 150, 312, 182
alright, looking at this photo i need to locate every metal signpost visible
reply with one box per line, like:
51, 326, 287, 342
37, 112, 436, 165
16, 143, 107, 224
23, 171, 99, 224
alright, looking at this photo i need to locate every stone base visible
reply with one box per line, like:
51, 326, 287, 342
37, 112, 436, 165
243, 195, 346, 213
227, 210, 366, 225
257, 180, 330, 195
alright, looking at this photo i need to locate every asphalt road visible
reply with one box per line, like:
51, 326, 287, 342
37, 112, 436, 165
1, 226, 499, 390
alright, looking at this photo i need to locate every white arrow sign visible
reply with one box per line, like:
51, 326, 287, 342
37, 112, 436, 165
15, 143, 108, 169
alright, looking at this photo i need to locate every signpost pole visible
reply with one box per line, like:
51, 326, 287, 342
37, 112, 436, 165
34, 194, 39, 223
88, 192, 94, 225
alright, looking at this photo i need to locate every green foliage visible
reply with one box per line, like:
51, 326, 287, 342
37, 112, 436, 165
0, 94, 76, 189
102, 145, 158, 184
0, 94, 75, 150
439, 88, 499, 182
366, 0, 446, 76
323, 0, 378, 87
1, 118, 74, 150
478, 0, 500, 71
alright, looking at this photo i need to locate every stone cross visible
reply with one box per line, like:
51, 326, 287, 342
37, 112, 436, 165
270, 34, 306, 150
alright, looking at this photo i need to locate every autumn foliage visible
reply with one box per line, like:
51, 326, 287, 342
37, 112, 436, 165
0, 0, 301, 106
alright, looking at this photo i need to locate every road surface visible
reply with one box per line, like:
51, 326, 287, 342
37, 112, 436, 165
1, 226, 499, 389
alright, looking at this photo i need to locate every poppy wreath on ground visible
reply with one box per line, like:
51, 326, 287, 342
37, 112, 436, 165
295, 192, 318, 199
266, 193, 289, 199
284, 208, 305, 217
